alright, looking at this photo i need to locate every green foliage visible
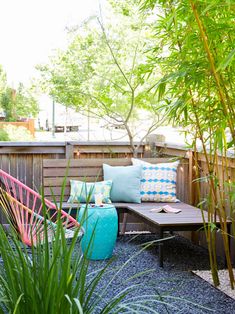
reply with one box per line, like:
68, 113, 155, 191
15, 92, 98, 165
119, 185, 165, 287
0, 193, 193, 314
0, 224, 83, 314
0, 65, 7, 94
37, 0, 164, 153
0, 220, 210, 314
141, 0, 235, 287
0, 87, 15, 121
13, 83, 39, 120
0, 128, 10, 141
0, 66, 39, 121
0, 84, 39, 122
2, 125, 34, 141
141, 0, 235, 146
0, 172, 211, 313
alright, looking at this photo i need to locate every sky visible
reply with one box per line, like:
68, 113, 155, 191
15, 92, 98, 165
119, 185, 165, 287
0, 0, 102, 86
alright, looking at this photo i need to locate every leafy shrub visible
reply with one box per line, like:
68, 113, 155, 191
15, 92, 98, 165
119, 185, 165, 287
3, 124, 34, 141
0, 217, 164, 314
0, 128, 10, 141
0, 185, 211, 313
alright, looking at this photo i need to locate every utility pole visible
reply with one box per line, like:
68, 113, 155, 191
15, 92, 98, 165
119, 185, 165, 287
52, 100, 55, 138
88, 109, 90, 141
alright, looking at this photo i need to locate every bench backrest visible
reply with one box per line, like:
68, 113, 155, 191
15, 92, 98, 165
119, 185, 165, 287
43, 158, 190, 203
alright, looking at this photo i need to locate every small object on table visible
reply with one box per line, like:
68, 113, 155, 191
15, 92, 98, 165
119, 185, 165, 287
94, 193, 103, 206
150, 205, 181, 214
78, 204, 118, 260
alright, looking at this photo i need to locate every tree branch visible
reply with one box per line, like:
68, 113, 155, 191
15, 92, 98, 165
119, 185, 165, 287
97, 18, 134, 92
74, 90, 123, 122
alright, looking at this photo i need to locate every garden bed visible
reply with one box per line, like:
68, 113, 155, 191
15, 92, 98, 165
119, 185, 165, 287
0, 233, 234, 313
89, 234, 235, 313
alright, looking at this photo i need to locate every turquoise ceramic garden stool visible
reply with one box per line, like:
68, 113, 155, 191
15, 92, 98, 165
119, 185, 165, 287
78, 204, 118, 260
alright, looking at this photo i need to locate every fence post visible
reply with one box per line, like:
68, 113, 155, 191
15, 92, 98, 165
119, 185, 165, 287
144, 134, 166, 158
65, 142, 74, 159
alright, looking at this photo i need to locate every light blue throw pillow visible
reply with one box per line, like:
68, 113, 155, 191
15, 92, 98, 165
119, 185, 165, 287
103, 164, 142, 203
68, 180, 112, 203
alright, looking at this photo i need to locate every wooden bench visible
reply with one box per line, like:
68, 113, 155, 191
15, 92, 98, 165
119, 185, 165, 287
43, 158, 228, 266
43, 158, 190, 203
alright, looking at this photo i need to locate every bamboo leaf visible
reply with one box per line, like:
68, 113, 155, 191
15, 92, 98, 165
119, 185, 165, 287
216, 49, 235, 71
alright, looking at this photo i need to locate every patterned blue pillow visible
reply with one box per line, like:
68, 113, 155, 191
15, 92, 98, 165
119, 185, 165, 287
68, 180, 112, 203
132, 158, 179, 202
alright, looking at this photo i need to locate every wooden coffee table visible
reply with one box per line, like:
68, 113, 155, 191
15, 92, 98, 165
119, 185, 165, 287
114, 202, 231, 267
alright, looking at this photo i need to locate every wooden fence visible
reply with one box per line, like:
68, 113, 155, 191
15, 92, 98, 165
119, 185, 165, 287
0, 141, 189, 193
0, 141, 234, 258
0, 141, 234, 206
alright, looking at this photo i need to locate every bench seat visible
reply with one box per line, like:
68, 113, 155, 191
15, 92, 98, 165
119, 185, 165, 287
43, 158, 231, 267
59, 201, 211, 228
58, 200, 229, 267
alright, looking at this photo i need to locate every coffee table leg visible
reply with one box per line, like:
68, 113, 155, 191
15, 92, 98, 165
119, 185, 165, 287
158, 227, 164, 267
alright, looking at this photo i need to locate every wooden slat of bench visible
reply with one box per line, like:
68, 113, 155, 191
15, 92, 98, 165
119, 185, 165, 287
44, 186, 70, 195
43, 158, 175, 168
44, 176, 103, 187
43, 157, 190, 202
58, 201, 226, 229
43, 158, 131, 167
44, 176, 103, 200
44, 168, 102, 177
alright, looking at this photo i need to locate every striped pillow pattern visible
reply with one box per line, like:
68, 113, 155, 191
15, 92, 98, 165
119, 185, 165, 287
132, 158, 179, 202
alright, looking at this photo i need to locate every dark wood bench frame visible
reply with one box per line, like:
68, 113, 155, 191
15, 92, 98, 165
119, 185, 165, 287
43, 158, 229, 267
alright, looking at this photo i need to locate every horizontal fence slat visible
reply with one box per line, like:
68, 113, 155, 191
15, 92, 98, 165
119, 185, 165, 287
76, 147, 135, 153
0, 147, 65, 154
197, 153, 235, 168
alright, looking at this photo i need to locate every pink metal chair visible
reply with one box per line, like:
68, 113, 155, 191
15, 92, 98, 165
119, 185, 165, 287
0, 169, 81, 246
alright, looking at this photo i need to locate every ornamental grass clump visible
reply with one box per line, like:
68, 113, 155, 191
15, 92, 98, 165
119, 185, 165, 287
0, 185, 162, 314
0, 181, 212, 313
0, 221, 212, 314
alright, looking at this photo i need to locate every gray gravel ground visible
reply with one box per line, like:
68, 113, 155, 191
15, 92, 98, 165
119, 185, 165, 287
2, 233, 235, 313
88, 234, 235, 314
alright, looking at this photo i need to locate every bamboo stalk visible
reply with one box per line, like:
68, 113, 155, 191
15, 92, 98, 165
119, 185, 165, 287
189, 0, 235, 143
188, 1, 235, 288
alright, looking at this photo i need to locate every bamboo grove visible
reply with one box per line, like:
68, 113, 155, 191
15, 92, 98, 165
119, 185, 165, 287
141, 0, 235, 287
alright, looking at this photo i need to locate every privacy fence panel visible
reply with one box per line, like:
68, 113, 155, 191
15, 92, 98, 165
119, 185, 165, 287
0, 141, 190, 194
0, 141, 234, 260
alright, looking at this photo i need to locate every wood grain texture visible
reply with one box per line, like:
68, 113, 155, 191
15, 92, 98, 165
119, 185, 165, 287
42, 157, 189, 202
59, 201, 228, 229
0, 142, 233, 260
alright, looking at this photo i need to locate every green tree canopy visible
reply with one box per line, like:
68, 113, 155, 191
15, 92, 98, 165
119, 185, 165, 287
141, 0, 235, 287
38, 0, 164, 154
0, 66, 39, 121
141, 0, 235, 150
